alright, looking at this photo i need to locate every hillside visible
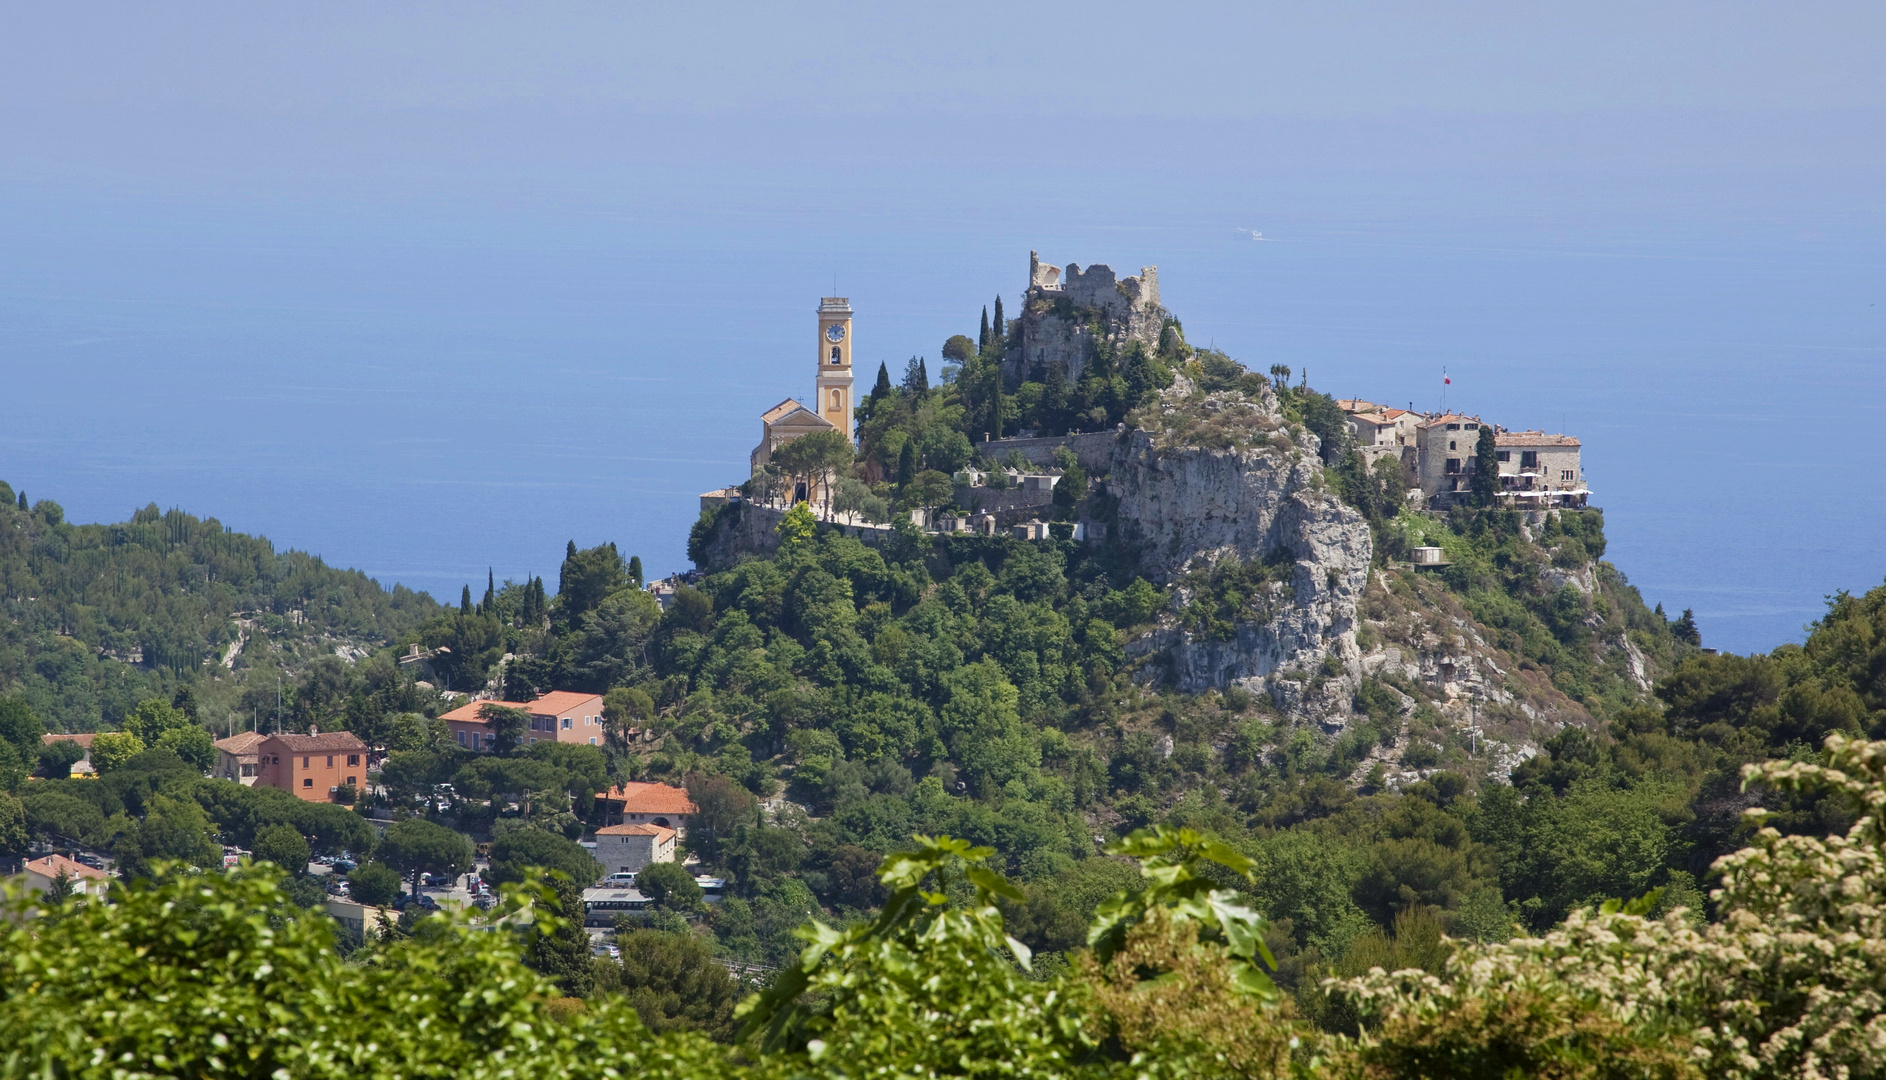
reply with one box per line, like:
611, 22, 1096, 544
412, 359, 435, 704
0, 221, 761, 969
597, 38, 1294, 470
0, 485, 445, 732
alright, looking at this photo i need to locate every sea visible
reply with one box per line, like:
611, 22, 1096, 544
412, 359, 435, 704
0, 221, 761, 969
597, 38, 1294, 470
2, 141, 1881, 657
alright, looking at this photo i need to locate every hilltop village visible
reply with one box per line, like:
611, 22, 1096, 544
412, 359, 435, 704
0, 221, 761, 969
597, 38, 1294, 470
707, 251, 1589, 548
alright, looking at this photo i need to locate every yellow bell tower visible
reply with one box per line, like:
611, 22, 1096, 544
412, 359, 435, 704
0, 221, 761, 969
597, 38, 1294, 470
816, 297, 854, 437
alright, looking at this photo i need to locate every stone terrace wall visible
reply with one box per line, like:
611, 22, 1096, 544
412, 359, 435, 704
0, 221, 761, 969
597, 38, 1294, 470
976, 430, 1122, 475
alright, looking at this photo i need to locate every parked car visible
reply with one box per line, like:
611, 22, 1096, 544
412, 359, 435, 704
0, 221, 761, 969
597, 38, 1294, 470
597, 872, 637, 887
333, 859, 357, 873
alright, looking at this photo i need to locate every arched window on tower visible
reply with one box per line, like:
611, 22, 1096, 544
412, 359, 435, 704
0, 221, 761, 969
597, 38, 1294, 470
830, 346, 841, 363
830, 388, 842, 411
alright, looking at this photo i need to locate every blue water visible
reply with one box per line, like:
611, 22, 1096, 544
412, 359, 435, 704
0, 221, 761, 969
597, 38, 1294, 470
3, 159, 1882, 656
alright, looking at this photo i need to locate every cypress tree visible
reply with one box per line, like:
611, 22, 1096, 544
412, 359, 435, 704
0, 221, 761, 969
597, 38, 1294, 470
979, 307, 990, 350
1471, 425, 1501, 507
482, 569, 495, 612
460, 585, 473, 616
916, 359, 929, 395
872, 361, 892, 402
16, 492, 23, 510
993, 295, 1005, 340
628, 555, 643, 588
897, 440, 918, 485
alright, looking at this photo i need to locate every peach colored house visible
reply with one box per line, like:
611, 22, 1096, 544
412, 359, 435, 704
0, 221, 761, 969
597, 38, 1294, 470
439, 691, 607, 752
254, 731, 368, 802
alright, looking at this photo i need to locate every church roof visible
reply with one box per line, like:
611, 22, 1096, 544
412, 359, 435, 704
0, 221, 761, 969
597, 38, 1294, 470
760, 398, 834, 430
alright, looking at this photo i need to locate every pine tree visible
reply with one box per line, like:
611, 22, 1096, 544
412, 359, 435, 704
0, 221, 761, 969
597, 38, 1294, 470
1673, 608, 1702, 647
872, 361, 892, 402
993, 295, 1005, 340
628, 555, 643, 588
979, 307, 990, 350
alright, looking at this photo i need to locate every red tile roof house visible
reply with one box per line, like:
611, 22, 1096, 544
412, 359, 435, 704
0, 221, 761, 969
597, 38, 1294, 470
439, 691, 608, 752
23, 854, 108, 901
594, 782, 696, 834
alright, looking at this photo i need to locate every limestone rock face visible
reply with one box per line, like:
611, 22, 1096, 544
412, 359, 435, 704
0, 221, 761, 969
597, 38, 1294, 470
1012, 253, 1166, 384
1110, 422, 1374, 722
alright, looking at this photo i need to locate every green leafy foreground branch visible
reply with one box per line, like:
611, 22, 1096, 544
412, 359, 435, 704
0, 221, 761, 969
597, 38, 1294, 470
7, 737, 1886, 1079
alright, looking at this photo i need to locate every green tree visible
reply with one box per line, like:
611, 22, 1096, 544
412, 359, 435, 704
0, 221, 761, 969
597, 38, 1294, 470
489, 826, 604, 887
155, 726, 214, 771
479, 703, 529, 756
525, 875, 596, 998
636, 861, 702, 913
0, 792, 26, 858
1472, 425, 1500, 506
252, 823, 311, 874
559, 541, 627, 620
123, 697, 193, 746
598, 927, 739, 1039
113, 793, 222, 879
776, 502, 816, 547
0, 743, 23, 793
628, 555, 644, 588
345, 861, 403, 906
377, 817, 473, 896
0, 697, 43, 757
35, 739, 84, 779
941, 334, 975, 367
89, 731, 146, 773
906, 469, 955, 513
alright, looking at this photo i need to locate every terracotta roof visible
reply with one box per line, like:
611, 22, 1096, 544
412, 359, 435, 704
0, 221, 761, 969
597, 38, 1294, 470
1419, 413, 1482, 428
41, 733, 95, 748
596, 823, 677, 841
597, 782, 697, 815
214, 731, 268, 754
1495, 430, 1581, 448
264, 732, 369, 753
1335, 399, 1377, 413
439, 699, 531, 724
761, 398, 811, 424
526, 691, 604, 718
26, 854, 107, 882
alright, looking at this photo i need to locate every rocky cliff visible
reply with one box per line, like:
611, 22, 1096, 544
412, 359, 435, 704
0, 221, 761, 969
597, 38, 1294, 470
1107, 387, 1373, 726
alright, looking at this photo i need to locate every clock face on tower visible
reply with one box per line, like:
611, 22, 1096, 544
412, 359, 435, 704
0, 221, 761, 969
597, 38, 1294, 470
825, 323, 846, 344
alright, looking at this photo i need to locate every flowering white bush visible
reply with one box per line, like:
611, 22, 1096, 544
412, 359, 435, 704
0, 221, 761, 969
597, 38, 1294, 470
1334, 735, 1886, 1080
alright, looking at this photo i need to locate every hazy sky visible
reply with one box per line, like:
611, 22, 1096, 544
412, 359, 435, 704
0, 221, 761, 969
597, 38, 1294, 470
2, 4, 1881, 653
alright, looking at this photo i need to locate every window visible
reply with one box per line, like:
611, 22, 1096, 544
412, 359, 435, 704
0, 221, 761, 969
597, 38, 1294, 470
326, 755, 334, 767
302, 757, 310, 768
348, 754, 359, 766
457, 731, 466, 746
240, 764, 256, 777
1446, 423, 1460, 430
562, 717, 572, 730
1496, 450, 1510, 463
830, 389, 842, 410
1448, 440, 1457, 451
1444, 458, 1461, 474
1561, 469, 1576, 481
302, 778, 313, 788
346, 776, 357, 786
1464, 423, 1478, 430
589, 737, 598, 745
1521, 450, 1539, 469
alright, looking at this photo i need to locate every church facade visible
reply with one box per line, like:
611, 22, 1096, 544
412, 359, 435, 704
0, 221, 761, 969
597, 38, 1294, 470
749, 296, 856, 481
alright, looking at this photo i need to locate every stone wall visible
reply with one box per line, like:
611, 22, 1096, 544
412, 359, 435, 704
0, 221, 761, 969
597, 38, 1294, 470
1012, 251, 1167, 384
975, 429, 1122, 474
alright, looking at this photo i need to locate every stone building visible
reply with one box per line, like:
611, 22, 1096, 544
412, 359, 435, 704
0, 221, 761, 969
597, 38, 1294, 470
1495, 431, 1587, 506
593, 822, 677, 875
213, 730, 266, 785
1414, 413, 1492, 501
1012, 251, 1165, 384
1338, 400, 1422, 466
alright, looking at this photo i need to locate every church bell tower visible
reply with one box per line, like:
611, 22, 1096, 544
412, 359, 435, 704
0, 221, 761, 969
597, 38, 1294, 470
816, 297, 854, 437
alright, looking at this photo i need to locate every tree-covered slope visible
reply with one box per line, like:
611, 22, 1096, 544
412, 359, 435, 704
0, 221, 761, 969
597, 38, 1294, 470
0, 480, 444, 731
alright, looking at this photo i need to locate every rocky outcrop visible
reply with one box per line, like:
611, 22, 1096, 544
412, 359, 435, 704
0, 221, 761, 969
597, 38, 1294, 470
1011, 252, 1167, 384
1109, 392, 1374, 723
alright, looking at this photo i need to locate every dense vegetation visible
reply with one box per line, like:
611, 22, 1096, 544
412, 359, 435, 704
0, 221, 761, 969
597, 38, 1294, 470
0, 481, 444, 732
6, 743, 1886, 1080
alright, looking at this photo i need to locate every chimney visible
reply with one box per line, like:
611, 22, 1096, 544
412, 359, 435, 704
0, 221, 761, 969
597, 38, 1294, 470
309, 723, 318, 736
